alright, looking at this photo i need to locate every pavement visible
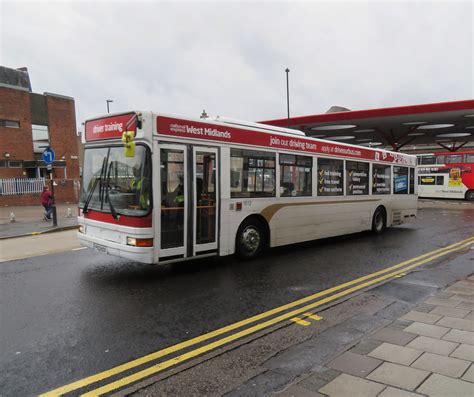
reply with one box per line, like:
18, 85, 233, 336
0, 203, 78, 239
275, 277, 474, 397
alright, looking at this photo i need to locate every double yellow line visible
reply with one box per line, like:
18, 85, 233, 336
41, 236, 473, 397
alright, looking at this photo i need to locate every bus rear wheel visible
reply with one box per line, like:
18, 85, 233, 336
465, 190, 474, 201
372, 207, 387, 235
235, 218, 266, 260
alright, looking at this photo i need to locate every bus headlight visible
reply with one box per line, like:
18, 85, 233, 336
127, 237, 153, 247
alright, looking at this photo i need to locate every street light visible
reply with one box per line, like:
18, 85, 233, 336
106, 99, 114, 113
285, 68, 290, 126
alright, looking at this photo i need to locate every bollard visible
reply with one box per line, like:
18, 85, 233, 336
52, 205, 57, 227
10, 212, 16, 223
66, 207, 72, 218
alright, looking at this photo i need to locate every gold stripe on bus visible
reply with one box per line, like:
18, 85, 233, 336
260, 199, 381, 222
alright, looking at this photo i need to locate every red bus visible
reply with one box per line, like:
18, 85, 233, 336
417, 150, 474, 201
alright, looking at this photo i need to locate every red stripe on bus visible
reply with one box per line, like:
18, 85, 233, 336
156, 116, 415, 166
83, 210, 152, 227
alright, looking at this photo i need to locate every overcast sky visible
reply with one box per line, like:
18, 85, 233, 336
1, 1, 472, 130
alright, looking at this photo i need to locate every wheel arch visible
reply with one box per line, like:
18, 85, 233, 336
236, 214, 271, 247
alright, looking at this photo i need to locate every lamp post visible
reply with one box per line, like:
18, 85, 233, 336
106, 99, 113, 113
285, 68, 290, 126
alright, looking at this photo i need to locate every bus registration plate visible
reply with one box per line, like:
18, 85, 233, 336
93, 243, 107, 254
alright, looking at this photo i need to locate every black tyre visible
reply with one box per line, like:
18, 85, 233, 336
465, 190, 474, 201
235, 218, 266, 260
371, 207, 387, 235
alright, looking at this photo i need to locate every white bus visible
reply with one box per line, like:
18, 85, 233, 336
417, 151, 474, 201
78, 111, 417, 264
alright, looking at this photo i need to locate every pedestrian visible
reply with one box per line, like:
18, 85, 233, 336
41, 185, 53, 221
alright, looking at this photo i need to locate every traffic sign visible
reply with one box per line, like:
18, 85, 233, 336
42, 148, 55, 165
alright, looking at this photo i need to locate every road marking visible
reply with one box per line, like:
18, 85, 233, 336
72, 247, 87, 251
305, 313, 323, 321
291, 317, 311, 326
39, 236, 473, 397
394, 272, 407, 278
81, 238, 473, 397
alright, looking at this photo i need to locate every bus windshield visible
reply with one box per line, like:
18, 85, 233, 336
80, 145, 151, 217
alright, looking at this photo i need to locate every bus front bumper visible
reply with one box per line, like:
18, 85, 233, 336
78, 232, 154, 264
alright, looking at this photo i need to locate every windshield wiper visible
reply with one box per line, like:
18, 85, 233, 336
82, 176, 100, 213
104, 162, 118, 220
83, 157, 107, 213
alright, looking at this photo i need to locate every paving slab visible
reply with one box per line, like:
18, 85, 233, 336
406, 335, 458, 356
430, 305, 470, 319
465, 311, 474, 321
445, 285, 474, 296
461, 364, 474, 382
425, 296, 462, 308
399, 310, 442, 324
442, 328, 474, 345
350, 339, 384, 355
276, 384, 323, 397
456, 301, 474, 311
366, 362, 430, 391
436, 315, 474, 332
416, 373, 474, 396
403, 322, 450, 339
318, 373, 385, 397
327, 351, 382, 378
368, 342, 422, 366
412, 302, 437, 313
450, 343, 474, 361
455, 293, 474, 301
370, 327, 417, 346
411, 351, 470, 378
378, 386, 423, 397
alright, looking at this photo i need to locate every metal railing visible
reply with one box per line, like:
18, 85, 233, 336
0, 177, 45, 196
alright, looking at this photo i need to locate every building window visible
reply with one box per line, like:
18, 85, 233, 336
0, 160, 7, 168
372, 164, 391, 194
279, 154, 312, 197
393, 166, 409, 194
8, 160, 23, 168
317, 158, 343, 196
346, 161, 369, 195
0, 119, 20, 128
32, 124, 50, 154
230, 149, 276, 198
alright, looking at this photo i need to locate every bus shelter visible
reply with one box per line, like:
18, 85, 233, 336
260, 100, 474, 153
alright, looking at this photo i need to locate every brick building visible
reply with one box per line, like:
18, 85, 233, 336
0, 66, 80, 205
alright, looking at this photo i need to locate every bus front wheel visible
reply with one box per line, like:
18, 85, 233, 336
465, 190, 474, 201
235, 218, 266, 260
372, 207, 387, 235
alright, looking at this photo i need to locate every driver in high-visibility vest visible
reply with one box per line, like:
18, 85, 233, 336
130, 168, 150, 209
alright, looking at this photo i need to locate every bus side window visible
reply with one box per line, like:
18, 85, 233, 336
446, 154, 462, 164
436, 176, 444, 185
436, 155, 445, 164
465, 154, 474, 163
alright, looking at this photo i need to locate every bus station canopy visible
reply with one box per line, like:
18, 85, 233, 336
260, 100, 474, 152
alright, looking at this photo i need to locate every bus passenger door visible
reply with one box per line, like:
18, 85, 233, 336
193, 147, 218, 255
158, 144, 188, 259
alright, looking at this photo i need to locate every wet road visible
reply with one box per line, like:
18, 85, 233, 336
1, 206, 473, 396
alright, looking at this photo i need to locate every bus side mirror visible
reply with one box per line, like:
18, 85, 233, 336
122, 131, 136, 158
